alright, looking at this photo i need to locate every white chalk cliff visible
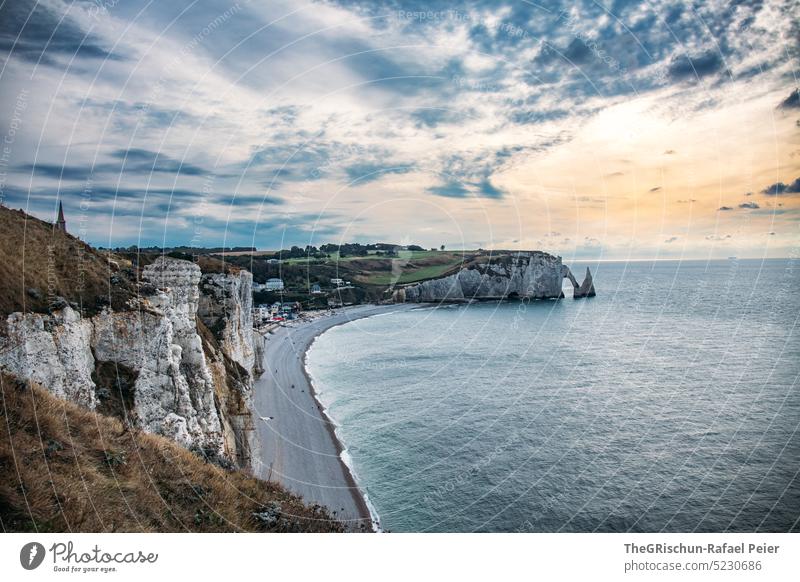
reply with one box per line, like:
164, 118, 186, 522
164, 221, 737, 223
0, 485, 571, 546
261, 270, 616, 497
0, 257, 263, 470
397, 252, 594, 302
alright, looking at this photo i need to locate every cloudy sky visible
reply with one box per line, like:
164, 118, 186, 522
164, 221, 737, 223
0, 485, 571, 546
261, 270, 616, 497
0, 0, 798, 259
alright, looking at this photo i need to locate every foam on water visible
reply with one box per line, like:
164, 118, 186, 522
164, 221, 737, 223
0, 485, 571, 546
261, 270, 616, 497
306, 336, 383, 531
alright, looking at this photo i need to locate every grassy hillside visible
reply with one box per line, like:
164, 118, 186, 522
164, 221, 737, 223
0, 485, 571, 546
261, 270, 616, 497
0, 372, 346, 533
353, 251, 468, 285
218, 249, 477, 303
0, 206, 136, 319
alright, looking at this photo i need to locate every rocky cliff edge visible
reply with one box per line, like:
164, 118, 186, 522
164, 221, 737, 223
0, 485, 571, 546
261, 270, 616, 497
395, 252, 595, 302
0, 256, 264, 471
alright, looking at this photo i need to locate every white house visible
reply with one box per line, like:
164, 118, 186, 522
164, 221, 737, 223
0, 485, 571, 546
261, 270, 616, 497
331, 278, 344, 287
266, 278, 284, 291
253, 305, 270, 323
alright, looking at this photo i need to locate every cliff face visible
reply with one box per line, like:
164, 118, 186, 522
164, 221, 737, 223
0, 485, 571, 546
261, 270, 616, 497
2, 307, 96, 407
397, 252, 594, 302
0, 257, 264, 470
199, 270, 256, 373
197, 268, 262, 469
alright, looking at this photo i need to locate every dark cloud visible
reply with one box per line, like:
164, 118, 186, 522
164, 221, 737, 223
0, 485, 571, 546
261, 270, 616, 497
778, 89, 799, 109
5, 183, 284, 218
14, 148, 210, 181
427, 181, 470, 198
344, 163, 413, 184
0, 0, 123, 65
563, 38, 592, 64
718, 206, 733, 211
16, 163, 94, 181
82, 99, 197, 130
649, 186, 662, 192
475, 179, 505, 199
761, 178, 800, 195
111, 149, 207, 176
739, 201, 760, 209
664, 236, 678, 243
226, 194, 285, 207
248, 142, 333, 181
667, 51, 724, 80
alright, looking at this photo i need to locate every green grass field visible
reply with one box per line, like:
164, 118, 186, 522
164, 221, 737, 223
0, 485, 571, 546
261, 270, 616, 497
358, 257, 466, 285
359, 261, 461, 285
222, 248, 481, 297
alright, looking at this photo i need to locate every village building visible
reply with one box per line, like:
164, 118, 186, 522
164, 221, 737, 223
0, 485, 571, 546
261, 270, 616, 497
265, 278, 284, 291
55, 202, 66, 232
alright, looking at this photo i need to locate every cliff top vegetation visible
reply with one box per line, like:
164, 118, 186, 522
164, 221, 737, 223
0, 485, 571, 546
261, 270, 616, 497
0, 372, 346, 532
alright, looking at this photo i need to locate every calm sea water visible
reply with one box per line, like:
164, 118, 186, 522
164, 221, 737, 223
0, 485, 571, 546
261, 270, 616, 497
307, 259, 800, 532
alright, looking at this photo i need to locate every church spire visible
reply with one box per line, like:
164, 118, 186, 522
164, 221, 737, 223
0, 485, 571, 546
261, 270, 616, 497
55, 201, 66, 232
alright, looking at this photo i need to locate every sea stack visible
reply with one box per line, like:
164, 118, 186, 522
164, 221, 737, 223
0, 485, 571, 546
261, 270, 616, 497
573, 267, 596, 298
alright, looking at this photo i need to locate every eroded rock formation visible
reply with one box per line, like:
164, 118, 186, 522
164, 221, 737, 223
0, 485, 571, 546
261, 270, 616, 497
0, 257, 264, 470
396, 252, 596, 302
573, 267, 596, 298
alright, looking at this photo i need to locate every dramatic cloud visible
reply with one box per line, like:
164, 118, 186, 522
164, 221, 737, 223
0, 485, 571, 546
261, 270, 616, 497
778, 89, 799, 109
762, 178, 800, 195
344, 163, 413, 184
667, 51, 724, 81
427, 181, 470, 198
15, 149, 209, 182
739, 202, 760, 209
0, 0, 796, 254
475, 179, 505, 199
0, 0, 122, 65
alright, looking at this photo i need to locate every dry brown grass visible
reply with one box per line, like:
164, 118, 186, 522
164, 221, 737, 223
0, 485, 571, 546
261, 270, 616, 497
0, 372, 345, 532
0, 206, 136, 319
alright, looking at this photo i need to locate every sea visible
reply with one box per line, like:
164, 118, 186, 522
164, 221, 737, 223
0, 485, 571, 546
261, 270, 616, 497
306, 259, 800, 532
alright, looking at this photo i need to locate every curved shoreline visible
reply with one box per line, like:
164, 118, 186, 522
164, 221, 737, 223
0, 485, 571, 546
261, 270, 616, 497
302, 333, 381, 531
253, 303, 418, 531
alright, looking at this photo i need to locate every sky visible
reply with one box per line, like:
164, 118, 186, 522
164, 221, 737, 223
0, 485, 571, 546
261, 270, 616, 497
0, 0, 798, 259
